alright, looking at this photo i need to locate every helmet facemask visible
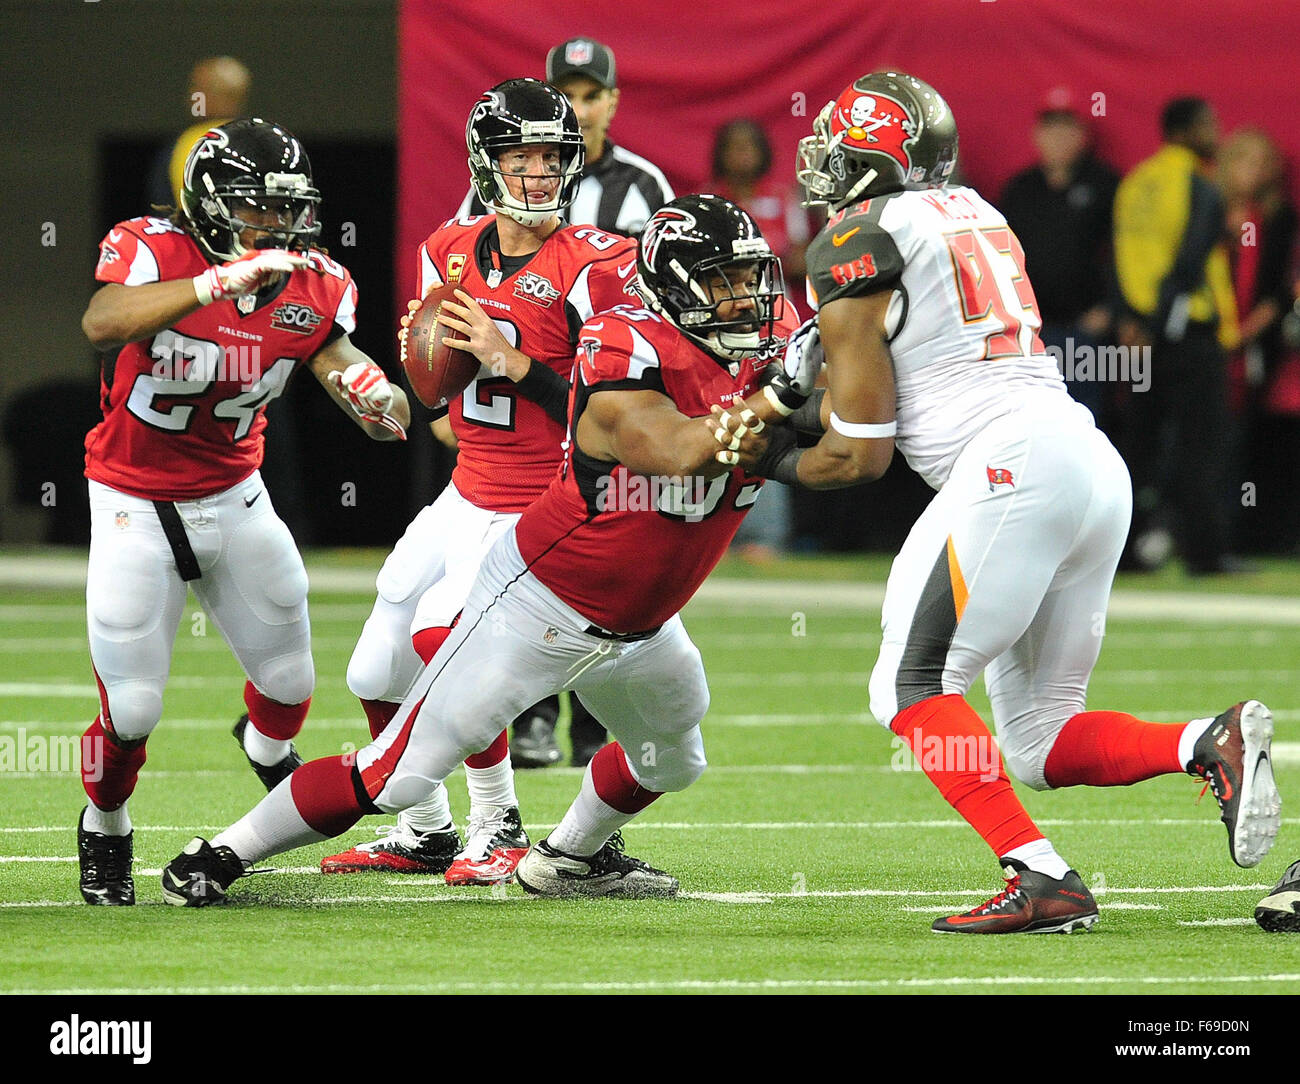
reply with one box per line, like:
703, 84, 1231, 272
200, 174, 322, 261
642, 239, 786, 363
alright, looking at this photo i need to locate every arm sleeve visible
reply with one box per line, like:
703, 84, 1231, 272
515, 360, 571, 424
806, 219, 905, 306
1153, 173, 1225, 335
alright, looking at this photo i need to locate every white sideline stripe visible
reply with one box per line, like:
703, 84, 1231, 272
3, 974, 1299, 994
1178, 918, 1257, 927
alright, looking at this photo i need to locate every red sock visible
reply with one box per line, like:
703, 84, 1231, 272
590, 743, 661, 814
360, 699, 400, 740
892, 694, 1043, 858
1044, 711, 1186, 787
289, 754, 373, 836
466, 729, 508, 770
81, 716, 147, 811
244, 681, 310, 740
411, 625, 453, 665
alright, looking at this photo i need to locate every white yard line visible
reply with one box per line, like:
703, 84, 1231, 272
1, 973, 1297, 994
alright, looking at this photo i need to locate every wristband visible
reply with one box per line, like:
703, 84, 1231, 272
192, 268, 221, 306
829, 412, 896, 439
768, 446, 804, 486
762, 384, 796, 417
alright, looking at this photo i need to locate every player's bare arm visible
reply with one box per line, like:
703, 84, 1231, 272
579, 388, 762, 480
82, 247, 311, 351
309, 333, 411, 441
81, 280, 206, 351
794, 290, 896, 486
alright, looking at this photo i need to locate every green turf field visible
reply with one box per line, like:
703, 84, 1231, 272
2, 550, 1298, 995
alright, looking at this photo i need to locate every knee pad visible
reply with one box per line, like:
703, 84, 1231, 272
102, 679, 164, 742
252, 651, 315, 708
629, 731, 708, 793
1000, 729, 1058, 792
347, 614, 420, 702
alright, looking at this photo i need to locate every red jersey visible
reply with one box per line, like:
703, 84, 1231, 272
515, 303, 797, 632
84, 215, 357, 501
416, 216, 637, 513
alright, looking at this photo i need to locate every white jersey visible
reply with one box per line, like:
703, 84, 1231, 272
806, 185, 1071, 489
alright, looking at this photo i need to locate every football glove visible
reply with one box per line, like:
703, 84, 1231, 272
192, 249, 312, 306
327, 362, 406, 440
762, 317, 824, 417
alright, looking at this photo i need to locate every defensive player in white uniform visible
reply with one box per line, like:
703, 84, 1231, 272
716, 72, 1280, 933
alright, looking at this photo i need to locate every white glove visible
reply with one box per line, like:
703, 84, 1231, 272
328, 361, 394, 415
192, 249, 311, 305
763, 317, 824, 417
327, 361, 406, 440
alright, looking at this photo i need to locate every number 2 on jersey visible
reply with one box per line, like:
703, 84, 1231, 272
944, 227, 1044, 360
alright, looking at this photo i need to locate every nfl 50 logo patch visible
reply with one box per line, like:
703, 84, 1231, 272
514, 271, 561, 307
271, 302, 323, 334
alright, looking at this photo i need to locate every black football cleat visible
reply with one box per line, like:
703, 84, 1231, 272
161, 837, 246, 907
232, 713, 303, 791
1256, 859, 1300, 932
78, 808, 135, 906
932, 860, 1098, 934
1188, 700, 1280, 868
515, 831, 678, 898
510, 700, 563, 769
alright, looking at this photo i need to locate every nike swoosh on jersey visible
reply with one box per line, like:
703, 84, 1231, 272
832, 227, 860, 247
109, 229, 123, 242
617, 260, 637, 277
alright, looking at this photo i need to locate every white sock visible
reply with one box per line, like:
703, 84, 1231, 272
1003, 838, 1072, 880
1178, 717, 1216, 772
214, 777, 325, 863
547, 763, 634, 856
242, 718, 292, 767
396, 783, 453, 834
83, 801, 131, 837
465, 758, 517, 811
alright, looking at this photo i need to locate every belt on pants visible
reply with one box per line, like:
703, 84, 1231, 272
583, 623, 662, 643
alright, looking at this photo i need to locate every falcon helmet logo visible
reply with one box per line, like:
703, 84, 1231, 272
640, 208, 698, 270
182, 128, 230, 195
831, 88, 917, 173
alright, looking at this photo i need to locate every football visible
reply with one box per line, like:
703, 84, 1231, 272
402, 283, 479, 407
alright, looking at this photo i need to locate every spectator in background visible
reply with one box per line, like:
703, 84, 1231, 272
147, 57, 252, 208
1114, 97, 1242, 574
1219, 128, 1299, 551
457, 37, 673, 237
1001, 89, 1118, 422
707, 118, 810, 562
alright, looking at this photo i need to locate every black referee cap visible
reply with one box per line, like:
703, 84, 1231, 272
546, 38, 616, 89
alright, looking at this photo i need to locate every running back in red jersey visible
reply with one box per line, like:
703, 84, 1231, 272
515, 302, 799, 634
85, 215, 359, 501
415, 215, 638, 513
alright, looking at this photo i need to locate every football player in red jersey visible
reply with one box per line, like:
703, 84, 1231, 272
319, 79, 639, 885
159, 194, 814, 904
76, 118, 410, 905
721, 72, 1280, 933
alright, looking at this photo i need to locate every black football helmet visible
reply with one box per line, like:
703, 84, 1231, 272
180, 117, 321, 263
797, 71, 958, 208
636, 194, 785, 364
466, 78, 585, 226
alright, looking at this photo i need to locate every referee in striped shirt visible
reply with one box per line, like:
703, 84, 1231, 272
457, 38, 674, 770
457, 37, 674, 237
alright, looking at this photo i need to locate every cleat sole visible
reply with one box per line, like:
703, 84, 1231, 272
1234, 700, 1280, 868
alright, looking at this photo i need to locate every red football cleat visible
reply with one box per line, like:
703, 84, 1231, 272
932, 861, 1098, 934
320, 823, 461, 874
444, 806, 530, 886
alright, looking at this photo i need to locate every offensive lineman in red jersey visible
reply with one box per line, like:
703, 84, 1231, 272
320, 79, 639, 884
77, 118, 410, 905
158, 194, 815, 904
